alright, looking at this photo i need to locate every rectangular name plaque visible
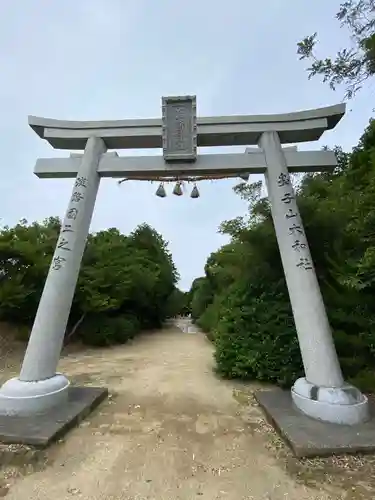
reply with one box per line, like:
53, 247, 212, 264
162, 95, 197, 162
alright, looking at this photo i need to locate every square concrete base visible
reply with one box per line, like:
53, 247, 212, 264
255, 388, 375, 458
0, 386, 108, 447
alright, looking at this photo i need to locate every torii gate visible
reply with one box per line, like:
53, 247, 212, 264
0, 96, 369, 426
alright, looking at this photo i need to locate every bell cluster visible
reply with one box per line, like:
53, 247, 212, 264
155, 181, 199, 198
118, 173, 250, 199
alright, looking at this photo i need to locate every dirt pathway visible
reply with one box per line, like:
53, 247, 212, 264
0, 322, 353, 499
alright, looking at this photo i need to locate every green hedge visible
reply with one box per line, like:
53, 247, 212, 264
196, 280, 375, 392
213, 282, 303, 387
78, 314, 141, 347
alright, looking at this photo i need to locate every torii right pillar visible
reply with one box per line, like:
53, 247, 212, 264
259, 131, 369, 425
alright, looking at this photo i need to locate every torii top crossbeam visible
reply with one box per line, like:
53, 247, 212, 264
30, 97, 345, 180
29, 102, 345, 151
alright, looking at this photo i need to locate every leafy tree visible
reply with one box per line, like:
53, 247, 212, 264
164, 288, 190, 317
0, 217, 60, 323
190, 277, 214, 322
297, 1, 375, 98
0, 220, 178, 347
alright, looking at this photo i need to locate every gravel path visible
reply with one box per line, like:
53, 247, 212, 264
1, 321, 352, 499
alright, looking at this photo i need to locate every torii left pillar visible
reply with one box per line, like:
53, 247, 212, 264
0, 136, 107, 415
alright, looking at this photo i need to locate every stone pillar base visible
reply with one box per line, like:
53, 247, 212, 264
0, 373, 70, 416
291, 377, 369, 425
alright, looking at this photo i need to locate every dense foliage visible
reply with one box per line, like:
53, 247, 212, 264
298, 0, 375, 98
189, 119, 375, 392
164, 287, 191, 318
0, 221, 182, 346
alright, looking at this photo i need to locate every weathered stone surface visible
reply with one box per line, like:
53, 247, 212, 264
255, 388, 375, 458
162, 95, 197, 161
0, 386, 108, 447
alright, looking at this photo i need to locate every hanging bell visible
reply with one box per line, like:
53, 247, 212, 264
190, 184, 200, 198
239, 173, 250, 181
173, 182, 183, 196
155, 183, 166, 198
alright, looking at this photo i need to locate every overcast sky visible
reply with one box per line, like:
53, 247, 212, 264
0, 0, 373, 290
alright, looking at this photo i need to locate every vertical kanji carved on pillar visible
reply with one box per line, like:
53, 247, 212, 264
259, 131, 368, 425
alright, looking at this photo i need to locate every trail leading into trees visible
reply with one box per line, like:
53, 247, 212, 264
4, 322, 338, 499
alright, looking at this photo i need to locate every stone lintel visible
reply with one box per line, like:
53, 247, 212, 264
34, 150, 338, 179
28, 104, 345, 150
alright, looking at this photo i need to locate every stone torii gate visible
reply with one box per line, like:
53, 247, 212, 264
0, 96, 369, 426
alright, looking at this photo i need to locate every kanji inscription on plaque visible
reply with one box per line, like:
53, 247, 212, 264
162, 95, 197, 162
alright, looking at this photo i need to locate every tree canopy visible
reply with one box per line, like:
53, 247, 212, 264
297, 1, 375, 98
0, 220, 182, 346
